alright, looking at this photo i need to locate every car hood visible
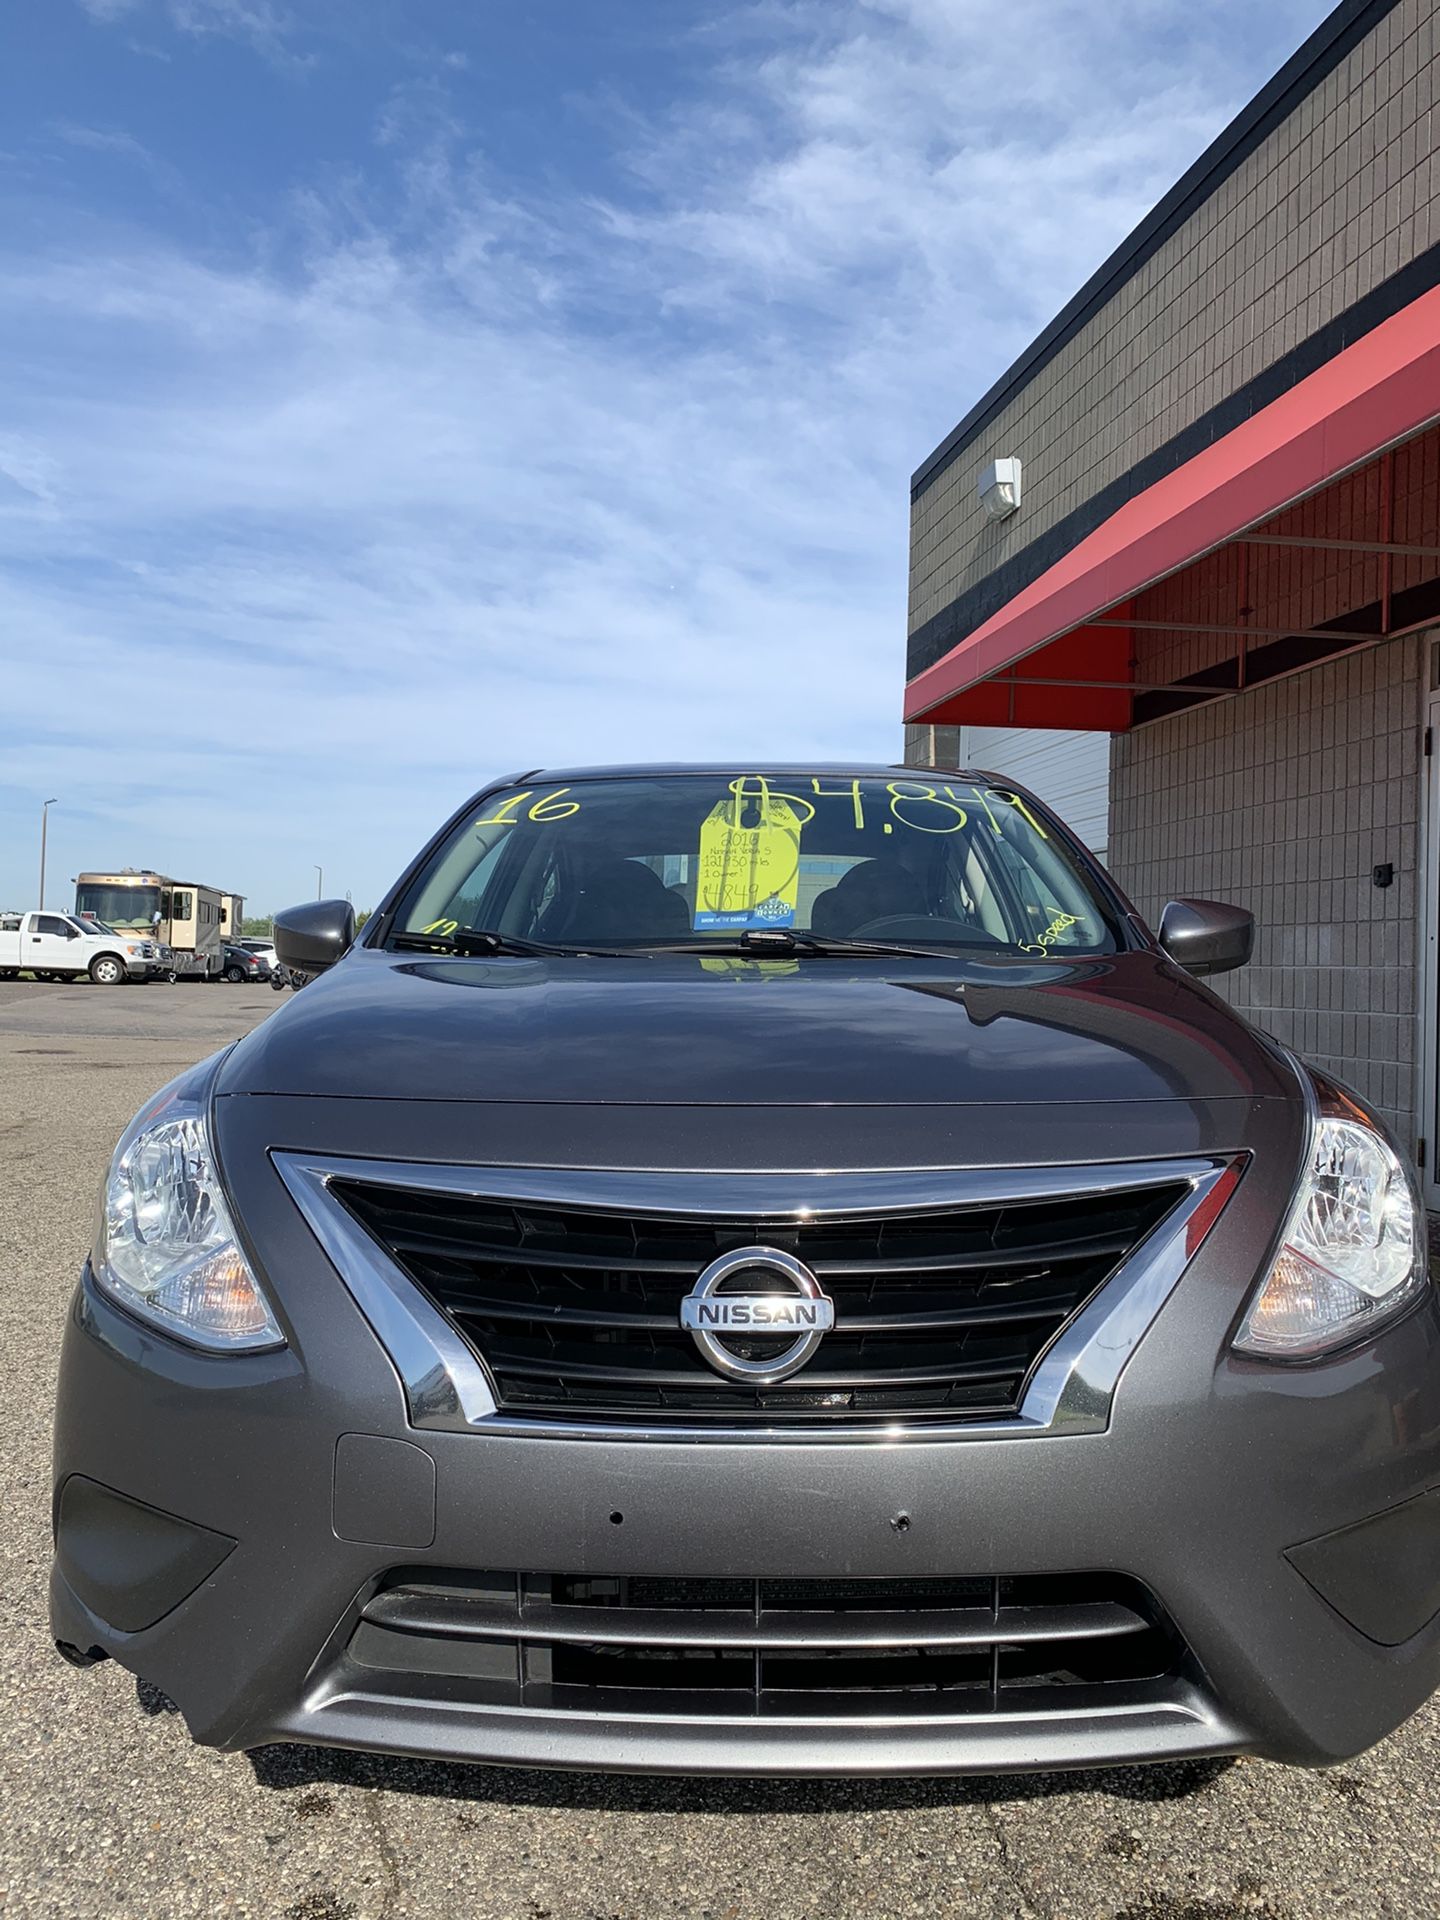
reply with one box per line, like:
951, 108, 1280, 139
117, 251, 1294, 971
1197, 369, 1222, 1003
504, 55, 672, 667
217, 948, 1297, 1107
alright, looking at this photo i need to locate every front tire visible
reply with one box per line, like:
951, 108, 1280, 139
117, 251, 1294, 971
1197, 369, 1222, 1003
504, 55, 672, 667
89, 955, 125, 986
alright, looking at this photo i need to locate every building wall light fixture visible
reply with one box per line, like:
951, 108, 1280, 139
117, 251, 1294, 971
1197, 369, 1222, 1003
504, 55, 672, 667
979, 457, 1023, 521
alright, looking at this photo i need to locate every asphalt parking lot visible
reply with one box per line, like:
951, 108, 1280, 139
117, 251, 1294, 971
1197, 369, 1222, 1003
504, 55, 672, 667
4, 979, 1440, 1919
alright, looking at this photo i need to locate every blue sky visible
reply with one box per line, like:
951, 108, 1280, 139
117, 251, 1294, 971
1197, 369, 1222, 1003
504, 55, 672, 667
2, 0, 1328, 915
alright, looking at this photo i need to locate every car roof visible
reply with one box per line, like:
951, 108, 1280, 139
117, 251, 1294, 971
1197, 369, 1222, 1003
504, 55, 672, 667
514, 762, 999, 782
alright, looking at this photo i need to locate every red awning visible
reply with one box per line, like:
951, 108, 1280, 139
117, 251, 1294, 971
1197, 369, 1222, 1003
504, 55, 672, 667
905, 281, 1440, 730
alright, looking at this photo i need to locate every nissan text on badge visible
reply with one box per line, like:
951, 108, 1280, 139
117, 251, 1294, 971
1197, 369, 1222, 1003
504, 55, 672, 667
51, 765, 1440, 1776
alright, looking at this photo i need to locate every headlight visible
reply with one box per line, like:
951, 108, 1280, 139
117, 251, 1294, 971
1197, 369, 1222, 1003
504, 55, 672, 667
92, 1086, 284, 1352
1234, 1093, 1427, 1360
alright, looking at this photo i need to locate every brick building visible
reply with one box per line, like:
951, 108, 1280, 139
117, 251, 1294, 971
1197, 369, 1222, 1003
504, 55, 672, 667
904, 0, 1440, 1205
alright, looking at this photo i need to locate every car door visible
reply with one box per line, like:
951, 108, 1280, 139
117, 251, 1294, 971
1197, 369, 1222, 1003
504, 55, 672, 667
30, 913, 82, 972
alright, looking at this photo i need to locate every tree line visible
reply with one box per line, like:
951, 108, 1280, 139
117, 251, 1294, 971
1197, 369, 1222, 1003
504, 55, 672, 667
241, 909, 371, 937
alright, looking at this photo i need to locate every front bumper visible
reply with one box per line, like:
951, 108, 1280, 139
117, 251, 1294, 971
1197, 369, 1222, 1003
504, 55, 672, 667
52, 1311, 1440, 1773
50, 1090, 1440, 1775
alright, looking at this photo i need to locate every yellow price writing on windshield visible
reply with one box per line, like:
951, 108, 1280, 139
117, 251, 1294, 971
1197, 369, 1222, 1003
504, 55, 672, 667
810, 777, 865, 828
727, 774, 1047, 840
884, 781, 968, 833
725, 775, 815, 827
473, 788, 580, 828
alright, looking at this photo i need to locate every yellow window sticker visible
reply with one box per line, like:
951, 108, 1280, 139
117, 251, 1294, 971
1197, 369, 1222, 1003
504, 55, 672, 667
694, 783, 804, 932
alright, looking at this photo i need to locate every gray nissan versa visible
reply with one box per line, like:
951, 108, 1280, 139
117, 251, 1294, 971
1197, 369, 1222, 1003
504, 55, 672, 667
51, 765, 1440, 1776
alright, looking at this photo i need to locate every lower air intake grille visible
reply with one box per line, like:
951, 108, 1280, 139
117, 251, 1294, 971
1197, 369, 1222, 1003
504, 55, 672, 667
328, 1178, 1189, 1426
348, 1570, 1183, 1719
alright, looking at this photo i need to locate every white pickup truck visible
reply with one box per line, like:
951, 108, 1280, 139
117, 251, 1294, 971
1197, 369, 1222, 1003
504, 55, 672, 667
0, 910, 161, 985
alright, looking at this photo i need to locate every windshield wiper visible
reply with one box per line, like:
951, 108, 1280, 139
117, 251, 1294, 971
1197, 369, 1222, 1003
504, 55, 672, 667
392, 927, 985, 962
634, 929, 966, 960
390, 928, 576, 958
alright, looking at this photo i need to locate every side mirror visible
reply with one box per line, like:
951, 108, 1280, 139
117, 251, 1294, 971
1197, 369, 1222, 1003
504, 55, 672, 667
1158, 898, 1254, 978
273, 899, 356, 976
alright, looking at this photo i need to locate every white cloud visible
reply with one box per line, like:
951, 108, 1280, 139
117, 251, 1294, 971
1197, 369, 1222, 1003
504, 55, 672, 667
8, 0, 1327, 910
52, 121, 153, 158
76, 0, 299, 60
0, 438, 60, 508
49, 119, 188, 198
168, 0, 290, 29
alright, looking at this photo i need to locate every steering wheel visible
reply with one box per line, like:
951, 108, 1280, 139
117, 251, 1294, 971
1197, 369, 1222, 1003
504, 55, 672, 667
846, 914, 1005, 945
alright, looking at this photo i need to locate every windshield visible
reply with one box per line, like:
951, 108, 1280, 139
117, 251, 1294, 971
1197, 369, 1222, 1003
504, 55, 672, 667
75, 884, 161, 930
389, 773, 1122, 957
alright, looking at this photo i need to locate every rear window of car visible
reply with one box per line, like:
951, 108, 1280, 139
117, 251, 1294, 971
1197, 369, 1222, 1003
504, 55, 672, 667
389, 773, 1122, 957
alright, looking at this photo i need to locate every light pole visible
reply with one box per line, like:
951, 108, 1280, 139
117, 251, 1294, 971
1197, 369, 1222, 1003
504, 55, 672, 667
39, 798, 58, 909
314, 865, 323, 900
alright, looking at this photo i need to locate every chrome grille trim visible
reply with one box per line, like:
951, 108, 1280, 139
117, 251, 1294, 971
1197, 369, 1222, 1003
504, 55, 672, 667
273, 1153, 1231, 1442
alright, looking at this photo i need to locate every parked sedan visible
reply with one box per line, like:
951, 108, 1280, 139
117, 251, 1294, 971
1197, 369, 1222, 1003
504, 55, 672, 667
51, 764, 1438, 1778
234, 937, 281, 971
220, 943, 271, 984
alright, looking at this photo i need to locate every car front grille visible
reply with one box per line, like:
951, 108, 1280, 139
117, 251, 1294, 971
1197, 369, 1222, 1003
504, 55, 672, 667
329, 1178, 1188, 1426
346, 1569, 1183, 1719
